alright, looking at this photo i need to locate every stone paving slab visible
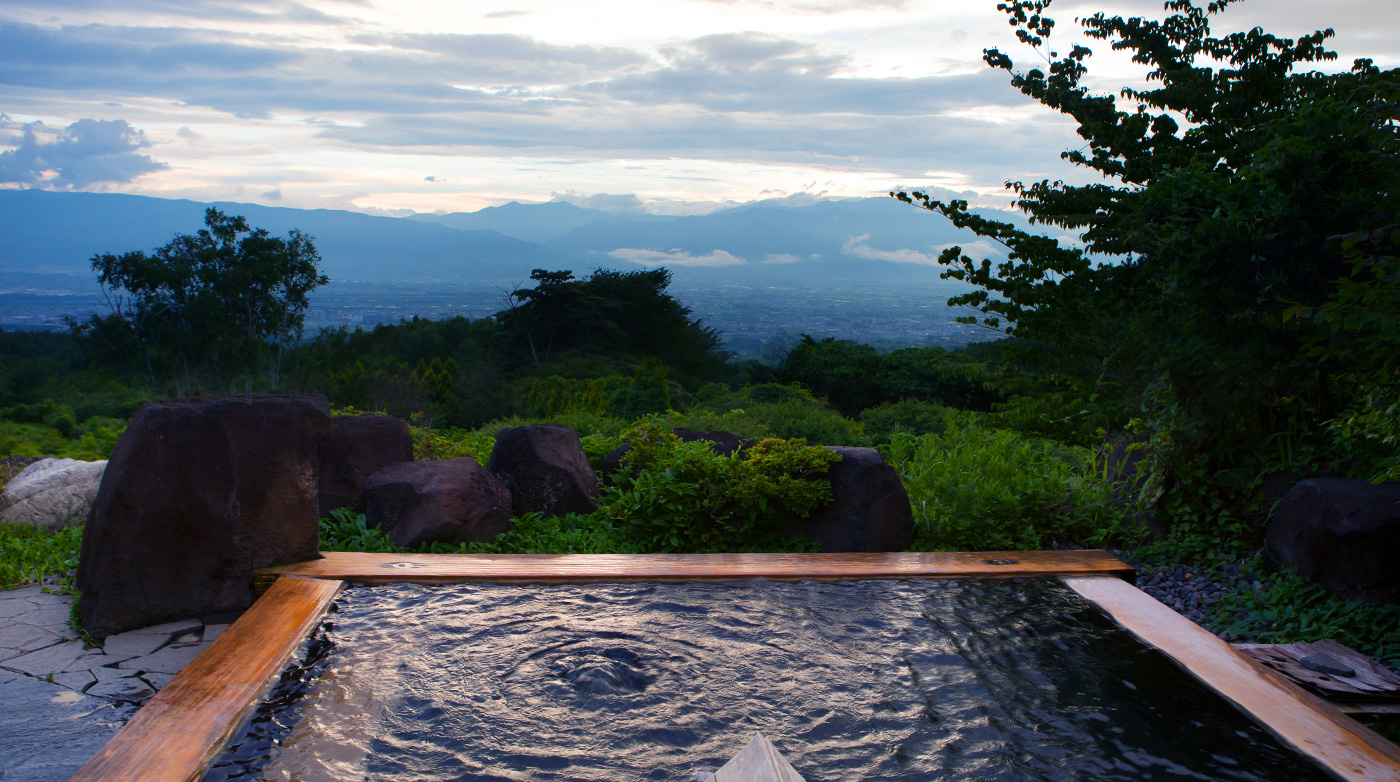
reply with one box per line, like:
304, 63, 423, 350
2, 639, 85, 677
0, 621, 52, 648
118, 643, 205, 674
52, 669, 96, 691
0, 599, 34, 619
23, 607, 72, 627
87, 676, 155, 702
99, 630, 169, 661
0, 673, 135, 782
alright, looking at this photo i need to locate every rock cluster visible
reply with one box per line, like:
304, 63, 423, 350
76, 407, 922, 640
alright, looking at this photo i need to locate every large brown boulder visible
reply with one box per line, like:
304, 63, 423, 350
363, 458, 513, 548
786, 446, 913, 552
318, 413, 413, 515
77, 395, 332, 640
487, 424, 598, 516
1267, 478, 1400, 603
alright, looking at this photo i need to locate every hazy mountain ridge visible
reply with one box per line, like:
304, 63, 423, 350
0, 190, 572, 283
0, 189, 1023, 286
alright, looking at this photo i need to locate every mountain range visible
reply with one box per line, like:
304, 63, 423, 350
0, 189, 1027, 287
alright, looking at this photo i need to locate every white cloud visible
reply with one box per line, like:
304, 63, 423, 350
550, 190, 646, 213
0, 116, 167, 188
761, 253, 801, 263
842, 233, 939, 265
608, 247, 747, 266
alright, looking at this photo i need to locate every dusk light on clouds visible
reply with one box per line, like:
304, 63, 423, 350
0, 0, 1395, 216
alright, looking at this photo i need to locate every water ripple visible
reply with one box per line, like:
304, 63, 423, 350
205, 578, 1332, 782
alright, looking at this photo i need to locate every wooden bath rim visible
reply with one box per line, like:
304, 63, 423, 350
68, 550, 1400, 782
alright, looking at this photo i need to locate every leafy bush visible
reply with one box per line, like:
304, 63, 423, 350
0, 416, 126, 461
411, 424, 496, 462
746, 399, 862, 445
598, 423, 840, 551
859, 400, 949, 445
1, 523, 83, 588
888, 417, 1123, 551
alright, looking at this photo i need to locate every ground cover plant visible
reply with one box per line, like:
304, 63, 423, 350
0, 522, 82, 588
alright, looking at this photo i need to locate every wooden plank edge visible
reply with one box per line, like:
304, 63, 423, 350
258, 550, 1134, 586
69, 576, 343, 782
1063, 575, 1400, 782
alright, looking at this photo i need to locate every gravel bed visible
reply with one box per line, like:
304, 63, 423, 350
1114, 554, 1271, 644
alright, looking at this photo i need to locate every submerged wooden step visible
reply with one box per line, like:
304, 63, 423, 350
257, 549, 1134, 593
697, 734, 805, 782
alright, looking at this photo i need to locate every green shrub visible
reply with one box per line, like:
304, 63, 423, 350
1, 523, 83, 588
859, 400, 949, 445
746, 399, 862, 445
888, 417, 1123, 551
411, 425, 496, 462
599, 423, 840, 551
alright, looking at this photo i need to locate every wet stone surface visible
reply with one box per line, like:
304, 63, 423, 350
0, 583, 243, 781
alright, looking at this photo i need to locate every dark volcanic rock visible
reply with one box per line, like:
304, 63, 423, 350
363, 458, 513, 548
1267, 478, 1400, 603
77, 395, 331, 640
318, 413, 413, 514
787, 446, 913, 552
488, 424, 598, 516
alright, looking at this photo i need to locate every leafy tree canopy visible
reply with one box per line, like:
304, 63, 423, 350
495, 268, 728, 386
895, 0, 1399, 519
73, 208, 327, 394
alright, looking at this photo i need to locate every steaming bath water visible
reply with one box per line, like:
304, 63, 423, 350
203, 579, 1332, 781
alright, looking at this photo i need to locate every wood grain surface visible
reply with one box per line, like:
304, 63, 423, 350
257, 550, 1134, 590
68, 576, 342, 782
1065, 575, 1400, 781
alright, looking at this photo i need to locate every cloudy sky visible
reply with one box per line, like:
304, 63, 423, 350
1, 0, 1395, 216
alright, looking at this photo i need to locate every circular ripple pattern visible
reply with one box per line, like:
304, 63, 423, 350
205, 579, 1335, 782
